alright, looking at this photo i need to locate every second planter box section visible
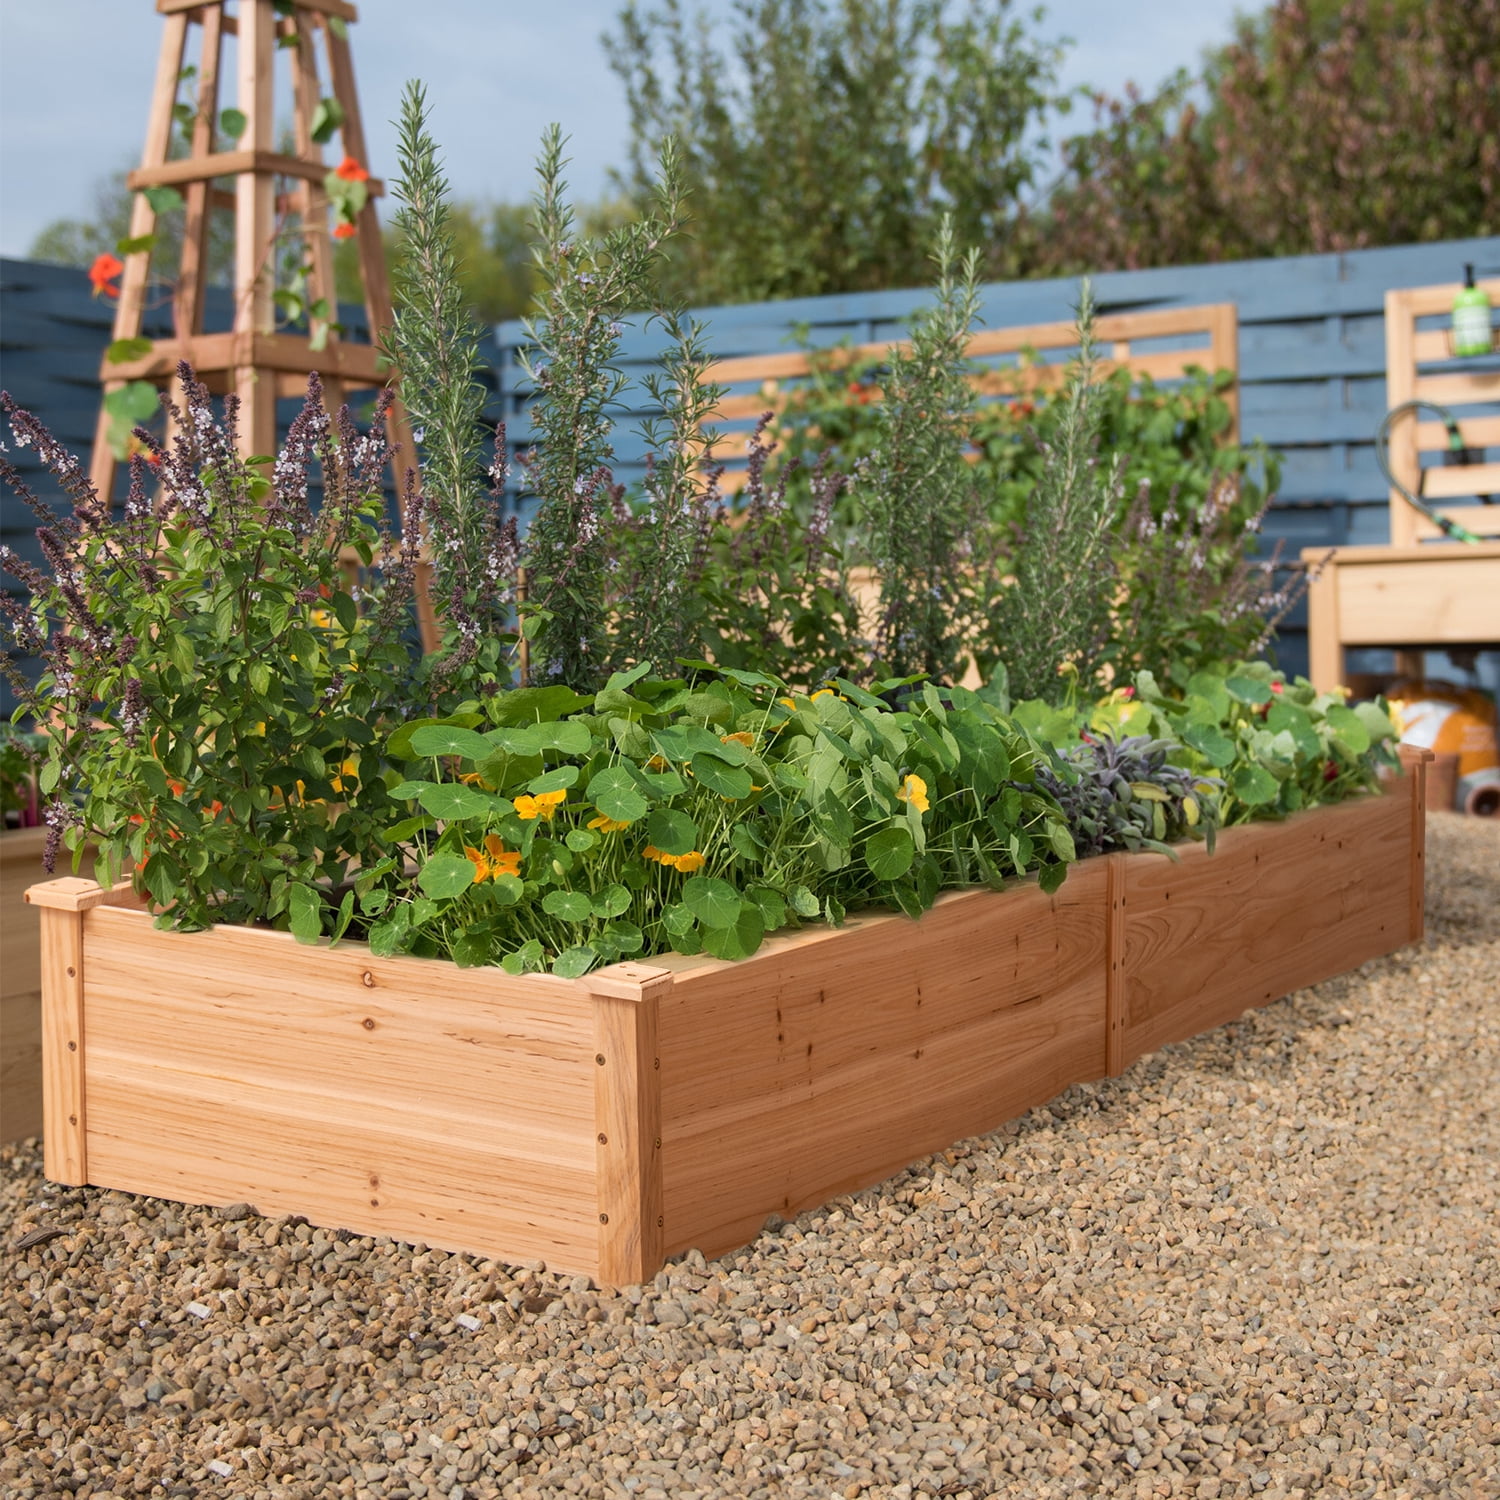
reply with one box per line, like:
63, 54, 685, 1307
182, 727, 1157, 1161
32, 760, 1426, 1288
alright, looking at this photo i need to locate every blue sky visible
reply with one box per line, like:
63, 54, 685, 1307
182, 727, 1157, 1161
0, 0, 1250, 258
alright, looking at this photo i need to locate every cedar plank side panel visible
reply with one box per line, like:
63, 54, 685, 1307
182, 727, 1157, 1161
656, 861, 1111, 1260
1114, 786, 1416, 1069
76, 907, 600, 1272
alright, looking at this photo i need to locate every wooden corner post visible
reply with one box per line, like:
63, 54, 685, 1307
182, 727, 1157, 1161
24, 878, 111, 1185
1104, 854, 1129, 1078
1397, 744, 1432, 945
581, 962, 674, 1288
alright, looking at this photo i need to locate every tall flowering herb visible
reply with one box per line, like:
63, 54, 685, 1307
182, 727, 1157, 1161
983, 280, 1121, 705
861, 216, 985, 683
520, 126, 687, 690
0, 370, 417, 936
609, 308, 727, 675
386, 82, 519, 691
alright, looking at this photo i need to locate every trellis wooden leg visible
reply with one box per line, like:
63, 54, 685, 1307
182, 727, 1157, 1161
89, 11, 189, 501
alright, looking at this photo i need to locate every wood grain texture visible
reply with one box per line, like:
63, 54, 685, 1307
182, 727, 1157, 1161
657, 862, 1111, 1261
1397, 746, 1430, 943
39, 905, 86, 1183
6, 858, 102, 1144
1386, 280, 1500, 546
1112, 787, 1417, 1071
76, 908, 601, 1274
586, 972, 669, 1288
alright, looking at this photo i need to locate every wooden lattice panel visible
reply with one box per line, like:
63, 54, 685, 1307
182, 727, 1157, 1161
1384, 279, 1500, 545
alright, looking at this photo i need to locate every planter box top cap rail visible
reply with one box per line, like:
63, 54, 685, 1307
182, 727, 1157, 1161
27, 758, 1425, 1287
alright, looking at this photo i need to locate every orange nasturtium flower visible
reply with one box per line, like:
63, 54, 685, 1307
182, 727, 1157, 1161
721, 731, 754, 748
643, 845, 705, 872
332, 221, 357, 240
465, 833, 522, 882
334, 155, 370, 182
513, 789, 567, 821
897, 774, 930, 813
588, 813, 631, 833
89, 253, 124, 298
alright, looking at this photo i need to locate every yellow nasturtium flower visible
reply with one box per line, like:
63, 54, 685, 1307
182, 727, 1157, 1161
897, 774, 930, 813
721, 731, 754, 748
513, 789, 567, 821
588, 813, 632, 833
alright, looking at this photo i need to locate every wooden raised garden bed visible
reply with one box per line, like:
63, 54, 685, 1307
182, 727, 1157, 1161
29, 752, 1427, 1287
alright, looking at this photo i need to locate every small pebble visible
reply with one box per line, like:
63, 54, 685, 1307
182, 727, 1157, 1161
0, 815, 1494, 1498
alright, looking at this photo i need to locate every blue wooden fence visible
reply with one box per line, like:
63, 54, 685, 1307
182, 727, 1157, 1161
496, 234, 1500, 681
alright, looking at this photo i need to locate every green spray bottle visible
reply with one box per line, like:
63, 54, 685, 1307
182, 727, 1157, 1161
1452, 264, 1493, 357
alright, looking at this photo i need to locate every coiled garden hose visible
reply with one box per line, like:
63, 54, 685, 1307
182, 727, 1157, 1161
1374, 399, 1486, 545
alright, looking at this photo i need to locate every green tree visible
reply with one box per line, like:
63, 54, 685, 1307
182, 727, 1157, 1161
604, 0, 1067, 305
1023, 0, 1499, 273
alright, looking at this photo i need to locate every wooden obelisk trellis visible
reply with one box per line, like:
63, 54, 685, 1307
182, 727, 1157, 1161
93, 0, 436, 649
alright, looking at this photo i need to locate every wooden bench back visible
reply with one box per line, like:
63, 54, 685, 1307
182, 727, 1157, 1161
1383, 278, 1500, 545
701, 302, 1240, 494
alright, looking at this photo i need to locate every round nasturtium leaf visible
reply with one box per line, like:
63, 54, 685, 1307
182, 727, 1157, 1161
587, 765, 649, 823
542, 889, 594, 922
593, 884, 631, 918
1180, 722, 1236, 769
681, 875, 742, 930
408, 724, 494, 760
417, 854, 477, 900
645, 807, 698, 857
689, 753, 753, 799
865, 825, 915, 881
551, 944, 597, 978
416, 782, 498, 821
1230, 764, 1280, 806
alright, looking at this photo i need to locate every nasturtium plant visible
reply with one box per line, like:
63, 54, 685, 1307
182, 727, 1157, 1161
362, 666, 1076, 975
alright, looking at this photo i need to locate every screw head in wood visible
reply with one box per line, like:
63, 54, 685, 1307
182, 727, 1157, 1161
597, 1133, 608, 1145
361, 971, 375, 988
66, 966, 76, 978
598, 1213, 609, 1224
595, 1053, 606, 1066
362, 1017, 376, 1030
68, 1041, 77, 1052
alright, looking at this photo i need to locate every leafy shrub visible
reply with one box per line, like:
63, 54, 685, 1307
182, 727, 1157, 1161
1090, 660, 1399, 825
0, 374, 418, 928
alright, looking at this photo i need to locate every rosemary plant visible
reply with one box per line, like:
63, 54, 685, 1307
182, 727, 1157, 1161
860, 217, 983, 682
609, 308, 727, 674
984, 279, 1120, 704
387, 80, 518, 689
521, 127, 687, 690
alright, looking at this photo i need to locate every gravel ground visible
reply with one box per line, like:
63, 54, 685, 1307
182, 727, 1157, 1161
3, 814, 1496, 1500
